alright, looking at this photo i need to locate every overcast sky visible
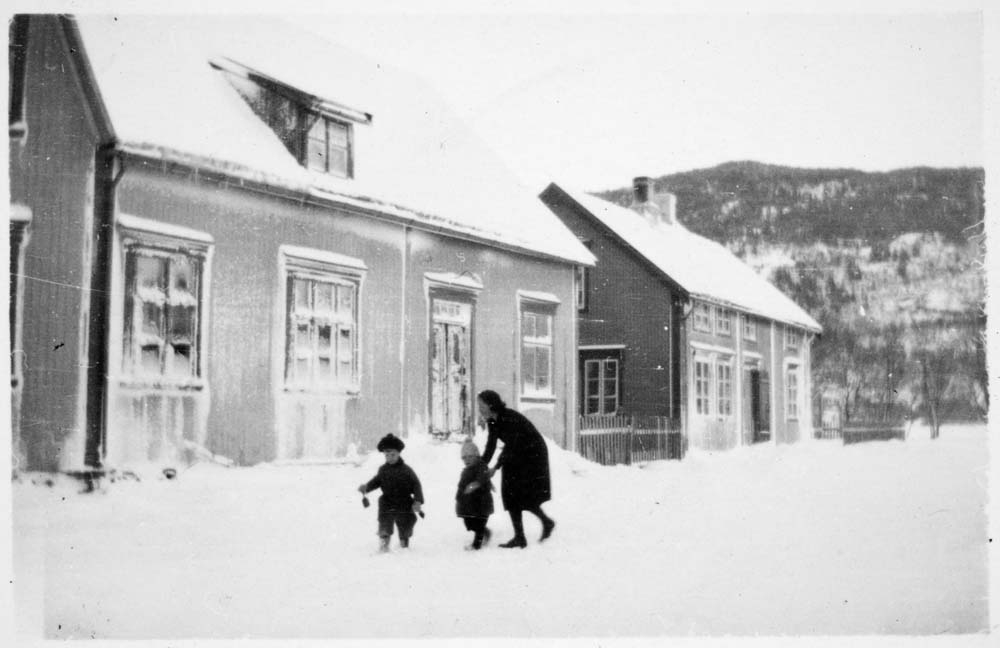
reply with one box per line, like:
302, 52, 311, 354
286, 4, 985, 192
12, 1, 989, 193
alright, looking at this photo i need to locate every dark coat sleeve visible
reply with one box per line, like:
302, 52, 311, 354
362, 470, 382, 494
481, 425, 501, 468
408, 466, 425, 504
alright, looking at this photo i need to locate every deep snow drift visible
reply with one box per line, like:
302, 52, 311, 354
10, 423, 989, 640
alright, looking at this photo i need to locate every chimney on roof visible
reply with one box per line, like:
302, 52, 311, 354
632, 176, 653, 205
630, 176, 676, 227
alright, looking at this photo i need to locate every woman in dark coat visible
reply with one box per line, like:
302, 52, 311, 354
478, 389, 555, 548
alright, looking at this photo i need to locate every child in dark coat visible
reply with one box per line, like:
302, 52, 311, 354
455, 439, 494, 550
358, 434, 424, 553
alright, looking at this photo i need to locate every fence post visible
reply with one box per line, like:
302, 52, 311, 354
627, 415, 633, 466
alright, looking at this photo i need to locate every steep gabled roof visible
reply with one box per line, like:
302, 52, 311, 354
545, 183, 822, 333
71, 15, 594, 266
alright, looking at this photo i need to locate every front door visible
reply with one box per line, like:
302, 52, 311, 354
743, 365, 768, 444
429, 297, 472, 438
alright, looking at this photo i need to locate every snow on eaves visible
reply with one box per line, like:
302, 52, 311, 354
556, 184, 822, 333
72, 15, 595, 267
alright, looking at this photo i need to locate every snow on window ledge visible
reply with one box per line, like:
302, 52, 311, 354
11, 203, 32, 222
118, 213, 214, 245
281, 244, 367, 273
517, 289, 561, 305
424, 271, 483, 292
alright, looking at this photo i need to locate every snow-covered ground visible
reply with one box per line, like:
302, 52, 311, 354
10, 423, 991, 641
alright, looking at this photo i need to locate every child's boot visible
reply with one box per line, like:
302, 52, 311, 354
379, 536, 390, 553
399, 537, 410, 549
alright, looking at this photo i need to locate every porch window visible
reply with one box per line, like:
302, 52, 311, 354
693, 302, 712, 333
716, 360, 733, 416
786, 363, 800, 420
123, 247, 203, 379
286, 272, 358, 389
521, 306, 554, 397
694, 359, 712, 415
583, 358, 618, 415
743, 315, 757, 341
715, 307, 732, 336
306, 115, 351, 178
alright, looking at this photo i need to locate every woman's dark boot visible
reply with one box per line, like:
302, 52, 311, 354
528, 507, 556, 542
501, 511, 527, 548
498, 536, 527, 548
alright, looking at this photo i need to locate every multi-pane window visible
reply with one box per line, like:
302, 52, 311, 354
286, 273, 358, 388
123, 248, 202, 379
743, 316, 757, 341
307, 116, 351, 178
716, 360, 733, 416
715, 307, 732, 336
583, 358, 618, 415
784, 326, 799, 350
693, 302, 712, 333
521, 307, 554, 396
786, 364, 800, 420
695, 359, 712, 415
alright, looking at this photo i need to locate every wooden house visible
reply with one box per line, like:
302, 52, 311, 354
541, 178, 821, 451
8, 15, 593, 473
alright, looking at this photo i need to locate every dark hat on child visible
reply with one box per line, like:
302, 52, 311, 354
376, 434, 405, 452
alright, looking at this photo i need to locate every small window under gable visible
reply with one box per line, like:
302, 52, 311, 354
212, 57, 371, 179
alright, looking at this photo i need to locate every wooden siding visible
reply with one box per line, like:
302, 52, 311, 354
112, 166, 576, 464
400, 227, 577, 449
10, 17, 102, 471
542, 193, 678, 418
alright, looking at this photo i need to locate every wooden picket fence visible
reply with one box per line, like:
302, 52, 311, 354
816, 421, 906, 444
578, 415, 685, 466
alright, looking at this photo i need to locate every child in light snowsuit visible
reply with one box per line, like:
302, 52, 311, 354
455, 439, 494, 550
358, 434, 424, 552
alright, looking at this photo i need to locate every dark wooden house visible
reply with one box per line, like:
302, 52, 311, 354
541, 178, 821, 452
8, 15, 593, 473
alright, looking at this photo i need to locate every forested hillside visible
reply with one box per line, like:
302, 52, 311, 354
598, 162, 986, 426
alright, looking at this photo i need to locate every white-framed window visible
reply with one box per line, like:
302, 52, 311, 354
282, 247, 366, 391
122, 244, 205, 380
786, 363, 800, 420
716, 359, 733, 417
583, 358, 619, 415
784, 326, 799, 350
695, 359, 712, 415
743, 315, 757, 341
286, 272, 359, 389
521, 305, 555, 397
693, 302, 712, 333
307, 115, 352, 178
715, 307, 732, 336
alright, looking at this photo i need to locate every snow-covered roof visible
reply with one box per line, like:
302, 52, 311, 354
549, 184, 822, 333
71, 16, 594, 266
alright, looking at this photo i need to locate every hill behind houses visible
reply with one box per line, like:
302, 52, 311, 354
596, 162, 986, 425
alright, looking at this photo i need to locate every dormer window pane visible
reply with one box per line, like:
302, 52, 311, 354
326, 121, 349, 177
306, 116, 351, 178
307, 118, 328, 172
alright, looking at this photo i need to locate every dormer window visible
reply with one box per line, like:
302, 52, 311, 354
213, 57, 370, 180
307, 116, 351, 177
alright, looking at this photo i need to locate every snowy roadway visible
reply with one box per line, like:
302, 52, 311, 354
11, 424, 989, 640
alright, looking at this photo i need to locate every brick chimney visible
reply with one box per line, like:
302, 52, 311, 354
630, 176, 677, 227
632, 176, 654, 206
